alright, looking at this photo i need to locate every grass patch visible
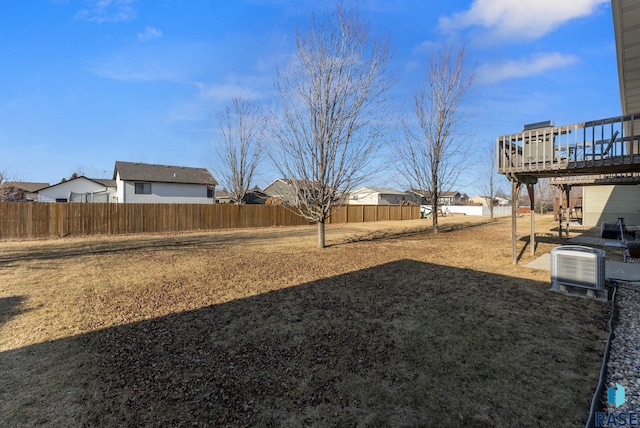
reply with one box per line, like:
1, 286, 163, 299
0, 215, 609, 427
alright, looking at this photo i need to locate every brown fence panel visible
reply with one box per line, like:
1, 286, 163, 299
327, 206, 346, 224
388, 205, 402, 221
0, 202, 419, 240
376, 205, 389, 221
347, 205, 364, 223
363, 205, 377, 222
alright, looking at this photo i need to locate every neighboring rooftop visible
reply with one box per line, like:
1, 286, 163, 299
114, 161, 217, 186
4, 181, 50, 192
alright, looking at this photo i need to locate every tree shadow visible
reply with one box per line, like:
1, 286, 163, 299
515, 233, 571, 263
333, 219, 495, 247
1, 260, 608, 427
0, 226, 316, 266
0, 296, 27, 328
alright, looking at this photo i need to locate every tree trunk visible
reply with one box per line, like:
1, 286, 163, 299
317, 220, 325, 249
432, 173, 439, 234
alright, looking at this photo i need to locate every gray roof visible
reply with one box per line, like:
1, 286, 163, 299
91, 178, 116, 187
354, 186, 407, 196
36, 176, 113, 191
5, 181, 50, 192
114, 161, 217, 186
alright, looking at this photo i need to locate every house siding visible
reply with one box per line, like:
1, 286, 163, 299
121, 181, 213, 204
348, 188, 408, 205
583, 185, 640, 227
263, 180, 297, 203
38, 178, 115, 203
116, 172, 125, 203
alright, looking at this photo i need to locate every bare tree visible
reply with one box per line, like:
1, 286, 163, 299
535, 178, 555, 214
214, 97, 264, 205
397, 45, 473, 233
0, 168, 13, 201
478, 142, 505, 219
270, 4, 393, 248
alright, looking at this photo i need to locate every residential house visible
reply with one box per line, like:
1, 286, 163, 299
497, 3, 640, 229
440, 191, 469, 205
215, 189, 235, 204
469, 195, 510, 207
36, 162, 217, 204
113, 161, 217, 204
405, 189, 430, 205
589, 1, 640, 226
495, 196, 510, 206
215, 187, 269, 204
406, 189, 469, 206
1, 181, 49, 201
263, 178, 299, 204
348, 187, 410, 205
263, 178, 347, 205
244, 188, 269, 204
38, 177, 116, 203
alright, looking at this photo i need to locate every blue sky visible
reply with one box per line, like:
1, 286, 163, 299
0, 0, 616, 195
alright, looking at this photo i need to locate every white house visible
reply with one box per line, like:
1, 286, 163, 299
36, 162, 218, 204
348, 187, 410, 205
469, 196, 510, 207
38, 177, 117, 203
113, 161, 217, 204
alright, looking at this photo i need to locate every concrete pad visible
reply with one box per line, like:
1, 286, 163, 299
568, 236, 627, 248
606, 261, 640, 282
524, 253, 550, 271
568, 236, 607, 246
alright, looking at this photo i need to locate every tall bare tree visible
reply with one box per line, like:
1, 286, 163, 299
397, 45, 473, 233
270, 4, 392, 248
535, 178, 555, 214
478, 142, 505, 219
214, 97, 264, 204
0, 168, 13, 201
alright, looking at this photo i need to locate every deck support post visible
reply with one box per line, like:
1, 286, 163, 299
511, 180, 521, 264
527, 183, 535, 256
557, 184, 571, 238
564, 185, 571, 238
510, 176, 537, 264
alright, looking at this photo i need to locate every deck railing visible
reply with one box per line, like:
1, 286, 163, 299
497, 114, 640, 177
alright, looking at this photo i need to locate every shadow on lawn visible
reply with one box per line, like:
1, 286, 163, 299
0, 296, 27, 328
515, 233, 570, 264
337, 220, 495, 246
0, 226, 316, 266
0, 260, 608, 427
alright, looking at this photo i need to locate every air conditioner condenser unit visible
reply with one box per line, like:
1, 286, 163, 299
550, 245, 607, 301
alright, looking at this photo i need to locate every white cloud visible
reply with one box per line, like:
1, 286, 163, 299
75, 0, 137, 24
89, 51, 181, 81
138, 26, 162, 42
439, 0, 608, 41
476, 52, 579, 84
195, 82, 261, 102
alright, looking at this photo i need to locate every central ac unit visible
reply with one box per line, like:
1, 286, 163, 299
550, 245, 607, 301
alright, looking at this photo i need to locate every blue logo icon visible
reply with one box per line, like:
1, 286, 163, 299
608, 383, 625, 408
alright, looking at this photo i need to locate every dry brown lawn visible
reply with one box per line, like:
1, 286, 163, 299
0, 214, 609, 427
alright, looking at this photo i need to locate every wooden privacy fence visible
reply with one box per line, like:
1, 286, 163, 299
0, 202, 420, 240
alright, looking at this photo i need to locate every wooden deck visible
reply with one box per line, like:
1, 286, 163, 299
550, 172, 640, 186
497, 113, 640, 181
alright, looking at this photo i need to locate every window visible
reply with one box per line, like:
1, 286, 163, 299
207, 188, 214, 198
55, 198, 68, 203
135, 183, 151, 194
